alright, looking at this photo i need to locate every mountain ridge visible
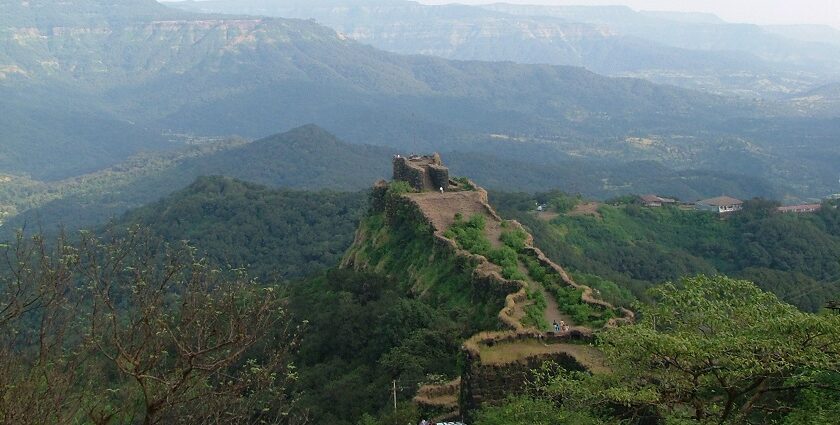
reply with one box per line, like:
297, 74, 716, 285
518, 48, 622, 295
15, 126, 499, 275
1, 0, 838, 200
0, 125, 787, 236
166, 0, 838, 97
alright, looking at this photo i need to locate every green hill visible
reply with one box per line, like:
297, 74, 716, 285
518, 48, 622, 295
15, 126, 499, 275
492, 193, 840, 312
110, 175, 366, 281
0, 125, 391, 234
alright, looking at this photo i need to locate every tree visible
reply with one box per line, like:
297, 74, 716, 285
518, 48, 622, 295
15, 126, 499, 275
534, 276, 840, 424
0, 228, 303, 425
0, 232, 90, 424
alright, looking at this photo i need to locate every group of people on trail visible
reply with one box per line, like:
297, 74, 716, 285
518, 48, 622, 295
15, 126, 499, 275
553, 320, 569, 333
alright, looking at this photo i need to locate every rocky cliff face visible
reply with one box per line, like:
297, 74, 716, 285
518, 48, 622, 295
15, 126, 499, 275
0, 9, 340, 87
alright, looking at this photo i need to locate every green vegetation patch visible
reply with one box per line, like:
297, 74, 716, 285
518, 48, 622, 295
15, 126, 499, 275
347, 198, 504, 331
522, 288, 549, 331
519, 241, 616, 328
494, 193, 840, 312
482, 276, 840, 425
444, 214, 526, 281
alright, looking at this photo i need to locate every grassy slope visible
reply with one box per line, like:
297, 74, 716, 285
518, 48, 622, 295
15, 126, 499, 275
344, 210, 503, 332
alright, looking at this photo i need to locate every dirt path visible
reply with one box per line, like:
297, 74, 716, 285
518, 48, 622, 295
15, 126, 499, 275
516, 260, 578, 331
536, 282, 577, 329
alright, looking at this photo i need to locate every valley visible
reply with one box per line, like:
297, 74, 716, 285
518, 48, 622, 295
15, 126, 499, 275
1, 0, 839, 198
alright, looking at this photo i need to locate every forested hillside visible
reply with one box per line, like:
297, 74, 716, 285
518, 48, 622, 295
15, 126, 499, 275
2, 164, 838, 424
492, 192, 840, 312
111, 176, 367, 281
1, 1, 838, 424
0, 125, 390, 234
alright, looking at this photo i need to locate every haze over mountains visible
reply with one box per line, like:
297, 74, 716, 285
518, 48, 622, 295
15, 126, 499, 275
1, 0, 840, 233
169, 0, 840, 98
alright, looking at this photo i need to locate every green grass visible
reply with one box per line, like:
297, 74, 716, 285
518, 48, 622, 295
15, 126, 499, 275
500, 227, 528, 250
348, 206, 503, 331
445, 215, 526, 280
522, 288, 549, 331
545, 285, 615, 328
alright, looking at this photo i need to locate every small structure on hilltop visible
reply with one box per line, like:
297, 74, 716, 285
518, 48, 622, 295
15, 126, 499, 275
639, 194, 676, 208
696, 196, 743, 214
393, 153, 459, 192
777, 203, 822, 214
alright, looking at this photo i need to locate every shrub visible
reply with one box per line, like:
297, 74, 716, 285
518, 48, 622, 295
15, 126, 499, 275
388, 180, 413, 195
500, 227, 528, 250
522, 289, 549, 331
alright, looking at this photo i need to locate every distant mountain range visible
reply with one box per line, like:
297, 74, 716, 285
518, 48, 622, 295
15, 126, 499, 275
167, 0, 840, 98
0, 0, 838, 205
2, 0, 760, 179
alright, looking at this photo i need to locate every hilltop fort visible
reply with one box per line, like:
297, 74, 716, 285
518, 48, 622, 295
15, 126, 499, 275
392, 153, 459, 192
345, 154, 634, 421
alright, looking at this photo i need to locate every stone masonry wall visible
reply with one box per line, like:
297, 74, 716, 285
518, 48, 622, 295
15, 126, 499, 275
428, 164, 450, 190
392, 157, 428, 191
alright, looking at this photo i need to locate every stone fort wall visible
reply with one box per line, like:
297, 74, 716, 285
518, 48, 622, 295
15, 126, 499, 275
393, 153, 450, 192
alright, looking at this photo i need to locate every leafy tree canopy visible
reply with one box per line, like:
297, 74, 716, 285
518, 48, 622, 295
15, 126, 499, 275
508, 275, 840, 424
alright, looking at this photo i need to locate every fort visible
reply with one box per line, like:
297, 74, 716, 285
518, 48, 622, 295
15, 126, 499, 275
392, 153, 458, 192
346, 154, 634, 422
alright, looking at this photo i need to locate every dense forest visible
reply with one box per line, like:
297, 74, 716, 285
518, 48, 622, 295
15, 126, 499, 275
111, 176, 367, 282
492, 192, 840, 312
287, 270, 471, 424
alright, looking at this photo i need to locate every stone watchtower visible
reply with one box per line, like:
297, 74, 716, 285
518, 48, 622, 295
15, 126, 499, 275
392, 153, 451, 192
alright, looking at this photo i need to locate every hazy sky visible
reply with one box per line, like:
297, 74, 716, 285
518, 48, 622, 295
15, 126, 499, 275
418, 0, 840, 28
